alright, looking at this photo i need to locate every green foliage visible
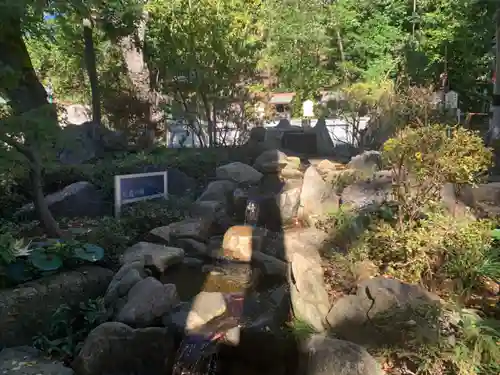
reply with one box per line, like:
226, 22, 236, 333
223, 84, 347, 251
352, 211, 498, 292
383, 124, 492, 229
73, 198, 191, 262
367, 303, 500, 375
33, 298, 108, 359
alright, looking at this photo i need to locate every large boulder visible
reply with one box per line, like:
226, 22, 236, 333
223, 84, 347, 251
148, 217, 215, 244
216, 162, 263, 184
15, 181, 106, 220
347, 150, 382, 174
64, 104, 91, 125
326, 277, 440, 346
0, 266, 113, 347
116, 277, 179, 327
299, 334, 383, 375
289, 252, 330, 332
120, 242, 184, 273
221, 225, 266, 262
57, 122, 102, 164
197, 180, 237, 205
341, 171, 392, 209
0, 346, 74, 375
298, 166, 340, 225
104, 261, 147, 311
72, 322, 175, 375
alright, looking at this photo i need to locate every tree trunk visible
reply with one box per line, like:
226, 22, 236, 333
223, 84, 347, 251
120, 7, 166, 148
200, 91, 214, 147
29, 152, 64, 238
490, 7, 500, 145
335, 27, 347, 82
0, 17, 63, 238
83, 18, 101, 128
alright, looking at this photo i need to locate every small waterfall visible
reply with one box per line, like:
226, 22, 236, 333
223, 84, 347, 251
172, 294, 246, 375
172, 334, 220, 375
244, 198, 259, 227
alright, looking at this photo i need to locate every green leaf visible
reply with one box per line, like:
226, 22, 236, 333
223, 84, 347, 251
28, 249, 63, 271
490, 229, 500, 241
72, 243, 104, 262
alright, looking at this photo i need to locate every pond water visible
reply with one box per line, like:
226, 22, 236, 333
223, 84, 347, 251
161, 259, 283, 301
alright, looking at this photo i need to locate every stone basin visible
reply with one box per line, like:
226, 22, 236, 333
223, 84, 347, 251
161, 260, 281, 301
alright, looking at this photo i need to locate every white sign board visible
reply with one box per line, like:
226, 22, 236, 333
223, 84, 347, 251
445, 90, 458, 109
114, 171, 168, 218
302, 100, 314, 117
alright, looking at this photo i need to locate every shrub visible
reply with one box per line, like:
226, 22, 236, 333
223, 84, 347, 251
33, 298, 108, 359
73, 198, 191, 263
382, 124, 492, 230
352, 211, 498, 291
120, 198, 191, 234
370, 304, 500, 375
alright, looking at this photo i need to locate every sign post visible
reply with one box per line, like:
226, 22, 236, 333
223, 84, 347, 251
114, 171, 168, 218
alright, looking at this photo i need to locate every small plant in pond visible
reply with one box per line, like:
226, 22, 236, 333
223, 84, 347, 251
382, 124, 492, 231
33, 298, 108, 360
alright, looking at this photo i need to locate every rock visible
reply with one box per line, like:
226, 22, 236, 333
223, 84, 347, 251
289, 252, 330, 332
280, 166, 304, 179
121, 242, 184, 273
326, 277, 440, 346
316, 159, 346, 176
72, 322, 175, 375
279, 185, 302, 223
298, 166, 340, 225
341, 170, 392, 209
182, 256, 204, 267
175, 238, 209, 257
165, 291, 227, 333
190, 200, 233, 230
64, 104, 91, 125
253, 149, 289, 173
15, 181, 105, 220
57, 122, 102, 164
222, 225, 266, 261
347, 150, 382, 174
149, 218, 214, 244
216, 162, 263, 184
266, 228, 329, 263
252, 251, 287, 277
104, 261, 146, 307
116, 277, 179, 327
197, 180, 237, 205
299, 334, 383, 375
0, 346, 74, 375
0, 266, 112, 347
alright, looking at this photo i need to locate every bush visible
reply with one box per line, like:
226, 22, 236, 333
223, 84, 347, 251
33, 298, 108, 359
73, 198, 191, 263
368, 303, 500, 375
352, 211, 498, 292
383, 124, 492, 230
